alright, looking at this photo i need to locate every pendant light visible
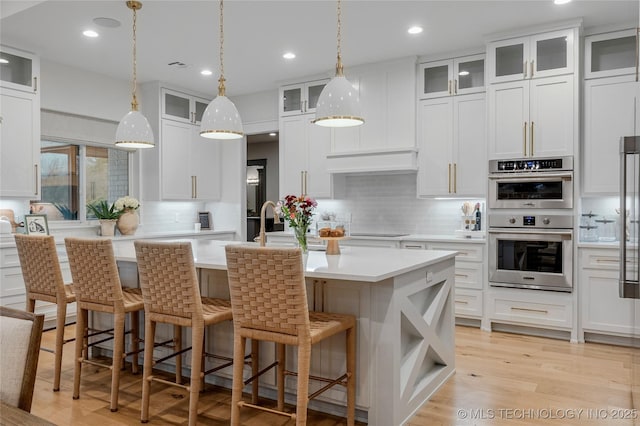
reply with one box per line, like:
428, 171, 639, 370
200, 0, 243, 140
313, 0, 364, 128
115, 1, 154, 149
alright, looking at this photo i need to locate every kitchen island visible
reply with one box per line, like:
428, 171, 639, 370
111, 239, 457, 425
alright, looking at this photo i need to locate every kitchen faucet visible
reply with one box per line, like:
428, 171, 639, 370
258, 200, 281, 247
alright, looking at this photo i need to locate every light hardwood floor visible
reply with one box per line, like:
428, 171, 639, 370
26, 325, 639, 425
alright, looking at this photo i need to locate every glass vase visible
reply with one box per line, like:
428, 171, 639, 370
293, 225, 308, 253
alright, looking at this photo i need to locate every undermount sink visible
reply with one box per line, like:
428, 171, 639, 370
350, 232, 409, 238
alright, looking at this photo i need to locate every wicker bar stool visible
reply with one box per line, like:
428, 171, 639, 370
134, 240, 234, 426
64, 237, 144, 412
14, 234, 76, 392
224, 245, 357, 426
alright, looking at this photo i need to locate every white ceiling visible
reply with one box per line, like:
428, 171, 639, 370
1, 0, 638, 99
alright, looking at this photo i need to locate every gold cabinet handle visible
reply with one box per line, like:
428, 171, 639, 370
511, 306, 548, 314
449, 80, 453, 95
33, 77, 38, 93
454, 273, 468, 278
523, 61, 527, 79
448, 163, 452, 193
453, 163, 457, 193
530, 121, 534, 156
595, 258, 619, 263
455, 300, 469, 305
530, 60, 534, 78
191, 176, 196, 198
454, 79, 458, 95
34, 164, 38, 195
300, 171, 308, 196
523, 122, 528, 156
304, 100, 308, 112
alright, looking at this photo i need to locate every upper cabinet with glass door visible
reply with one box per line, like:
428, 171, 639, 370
418, 54, 485, 99
487, 28, 576, 83
0, 45, 39, 94
585, 29, 638, 79
161, 88, 210, 125
279, 79, 329, 116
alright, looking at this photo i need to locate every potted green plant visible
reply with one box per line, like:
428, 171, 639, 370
87, 200, 121, 236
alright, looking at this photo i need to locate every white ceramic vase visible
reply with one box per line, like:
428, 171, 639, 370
99, 219, 117, 237
117, 209, 139, 235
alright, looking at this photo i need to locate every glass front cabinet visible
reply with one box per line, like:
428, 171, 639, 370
585, 29, 638, 79
0, 45, 39, 94
487, 28, 575, 83
162, 88, 210, 125
418, 54, 485, 99
279, 79, 328, 116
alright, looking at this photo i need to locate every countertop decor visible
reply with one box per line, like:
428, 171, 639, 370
276, 194, 317, 253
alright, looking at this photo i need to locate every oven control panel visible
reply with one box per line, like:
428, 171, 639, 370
489, 156, 574, 173
489, 214, 573, 229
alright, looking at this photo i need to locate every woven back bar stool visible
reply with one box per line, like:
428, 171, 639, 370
64, 237, 144, 412
224, 245, 356, 426
14, 234, 76, 392
134, 240, 234, 426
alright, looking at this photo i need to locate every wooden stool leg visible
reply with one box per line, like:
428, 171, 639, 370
174, 325, 182, 385
110, 312, 125, 412
131, 310, 140, 374
230, 334, 246, 426
295, 343, 311, 426
141, 319, 156, 423
53, 302, 67, 391
188, 325, 204, 426
346, 326, 356, 426
251, 339, 259, 404
72, 307, 85, 400
277, 343, 285, 411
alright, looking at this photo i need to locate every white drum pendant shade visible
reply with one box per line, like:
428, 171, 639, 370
199, 95, 243, 139
313, 75, 364, 127
115, 110, 155, 148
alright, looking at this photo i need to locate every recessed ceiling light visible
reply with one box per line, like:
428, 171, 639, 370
0, 58, 8, 64
93, 17, 121, 28
407, 26, 423, 35
201, 69, 213, 76
458, 71, 470, 76
83, 30, 99, 38
269, 132, 277, 137
554, 0, 571, 4
283, 52, 296, 60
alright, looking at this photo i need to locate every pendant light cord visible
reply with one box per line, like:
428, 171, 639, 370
335, 0, 344, 76
129, 1, 140, 111
218, 0, 227, 96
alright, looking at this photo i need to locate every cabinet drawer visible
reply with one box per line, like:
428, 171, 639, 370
455, 262, 483, 290
430, 242, 484, 262
0, 247, 20, 268
0, 266, 26, 299
454, 289, 482, 318
488, 290, 572, 329
401, 241, 428, 250
580, 248, 625, 270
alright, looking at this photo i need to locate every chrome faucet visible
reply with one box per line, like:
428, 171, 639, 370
258, 200, 281, 247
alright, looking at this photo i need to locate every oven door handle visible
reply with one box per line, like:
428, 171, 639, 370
488, 228, 573, 237
488, 172, 573, 181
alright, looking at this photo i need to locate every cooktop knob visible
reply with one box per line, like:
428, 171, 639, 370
543, 217, 550, 225
509, 217, 516, 224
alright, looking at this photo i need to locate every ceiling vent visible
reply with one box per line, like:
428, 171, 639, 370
168, 61, 188, 69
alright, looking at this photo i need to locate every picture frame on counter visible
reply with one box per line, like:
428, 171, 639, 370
24, 214, 49, 235
198, 211, 212, 230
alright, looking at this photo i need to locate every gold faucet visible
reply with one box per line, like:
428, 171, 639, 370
258, 200, 281, 247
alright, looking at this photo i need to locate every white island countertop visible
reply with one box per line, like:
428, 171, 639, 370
112, 238, 457, 282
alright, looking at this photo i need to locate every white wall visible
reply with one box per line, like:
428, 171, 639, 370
233, 89, 278, 124
41, 59, 130, 122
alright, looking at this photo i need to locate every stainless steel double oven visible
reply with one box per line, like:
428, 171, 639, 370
488, 156, 574, 292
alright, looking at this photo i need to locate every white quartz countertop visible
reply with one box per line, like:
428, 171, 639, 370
112, 238, 457, 282
266, 231, 486, 244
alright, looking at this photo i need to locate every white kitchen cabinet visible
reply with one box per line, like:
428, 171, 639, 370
488, 74, 574, 159
279, 79, 328, 116
585, 29, 638, 80
487, 28, 576, 84
161, 88, 209, 125
278, 114, 331, 199
417, 93, 486, 197
583, 75, 639, 195
579, 247, 639, 339
160, 120, 221, 201
326, 58, 417, 173
0, 45, 39, 94
418, 54, 485, 99
140, 82, 222, 201
0, 87, 40, 199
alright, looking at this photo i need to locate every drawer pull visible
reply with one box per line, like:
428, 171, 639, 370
595, 258, 618, 263
455, 300, 469, 305
511, 307, 548, 314
404, 245, 423, 249
454, 273, 468, 278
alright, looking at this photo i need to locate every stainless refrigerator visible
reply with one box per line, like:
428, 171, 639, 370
621, 136, 640, 298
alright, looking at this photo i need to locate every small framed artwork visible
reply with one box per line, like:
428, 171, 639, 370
198, 211, 212, 230
25, 214, 49, 235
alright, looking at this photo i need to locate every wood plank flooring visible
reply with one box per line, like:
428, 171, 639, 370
24, 325, 639, 425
